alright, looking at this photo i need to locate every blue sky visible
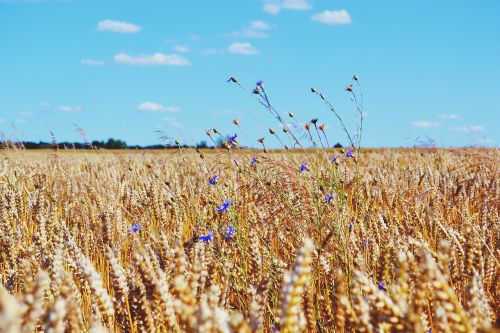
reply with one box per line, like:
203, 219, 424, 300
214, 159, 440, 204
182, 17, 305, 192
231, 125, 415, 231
0, 0, 499, 148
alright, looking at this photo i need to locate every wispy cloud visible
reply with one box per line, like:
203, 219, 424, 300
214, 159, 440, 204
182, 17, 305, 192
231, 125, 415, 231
413, 121, 441, 128
263, 0, 312, 14
312, 10, 352, 25
0, 118, 5, 124
439, 114, 460, 120
57, 105, 81, 113
81, 58, 105, 66
97, 19, 141, 33
228, 42, 259, 55
189, 34, 202, 41
229, 20, 274, 38
451, 125, 486, 132
201, 48, 222, 56
173, 45, 190, 53
163, 117, 184, 129
138, 102, 181, 113
114, 53, 190, 66
19, 112, 33, 116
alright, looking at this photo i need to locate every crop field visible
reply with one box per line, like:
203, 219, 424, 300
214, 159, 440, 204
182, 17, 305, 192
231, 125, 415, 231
0, 148, 498, 333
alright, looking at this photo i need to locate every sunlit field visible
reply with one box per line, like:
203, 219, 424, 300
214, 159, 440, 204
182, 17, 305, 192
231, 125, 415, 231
0, 148, 498, 332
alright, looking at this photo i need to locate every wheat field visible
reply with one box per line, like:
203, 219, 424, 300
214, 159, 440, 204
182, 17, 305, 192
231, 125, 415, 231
0, 148, 498, 332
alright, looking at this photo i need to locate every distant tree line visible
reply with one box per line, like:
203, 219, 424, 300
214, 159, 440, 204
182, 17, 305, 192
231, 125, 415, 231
1, 137, 343, 150
0, 138, 225, 150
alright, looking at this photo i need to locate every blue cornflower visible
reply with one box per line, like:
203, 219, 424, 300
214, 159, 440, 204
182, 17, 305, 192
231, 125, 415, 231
208, 175, 218, 186
129, 223, 141, 233
256, 80, 264, 87
198, 231, 214, 242
324, 193, 334, 203
378, 281, 386, 291
300, 162, 308, 173
349, 223, 353, 232
225, 226, 236, 241
330, 155, 338, 163
229, 133, 238, 146
346, 149, 354, 158
250, 156, 258, 167
216, 199, 231, 213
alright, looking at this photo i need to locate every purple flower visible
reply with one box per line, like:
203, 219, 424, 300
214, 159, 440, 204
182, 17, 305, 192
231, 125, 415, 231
378, 281, 386, 291
349, 223, 353, 232
330, 155, 338, 163
225, 226, 236, 241
324, 193, 334, 203
346, 149, 354, 158
233, 158, 239, 166
250, 156, 258, 167
208, 175, 218, 186
229, 133, 238, 146
216, 199, 231, 213
129, 223, 141, 233
198, 231, 214, 242
300, 162, 308, 173
256, 80, 264, 87
362, 238, 370, 246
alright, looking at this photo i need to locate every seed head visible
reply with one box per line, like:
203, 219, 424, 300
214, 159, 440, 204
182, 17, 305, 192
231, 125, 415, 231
346, 85, 353, 92
233, 118, 239, 125
269, 128, 275, 135
318, 124, 325, 131
311, 87, 317, 93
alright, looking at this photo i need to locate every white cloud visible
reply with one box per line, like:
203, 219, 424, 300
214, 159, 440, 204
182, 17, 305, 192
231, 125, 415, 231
57, 105, 81, 113
282, 0, 311, 10
96, 19, 141, 33
228, 42, 259, 55
439, 114, 460, 120
114, 53, 190, 66
81, 58, 105, 66
312, 10, 352, 25
173, 45, 190, 53
263, 0, 311, 14
263, 3, 281, 14
451, 125, 486, 132
0, 118, 5, 124
413, 121, 441, 128
230, 20, 274, 38
138, 102, 181, 113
